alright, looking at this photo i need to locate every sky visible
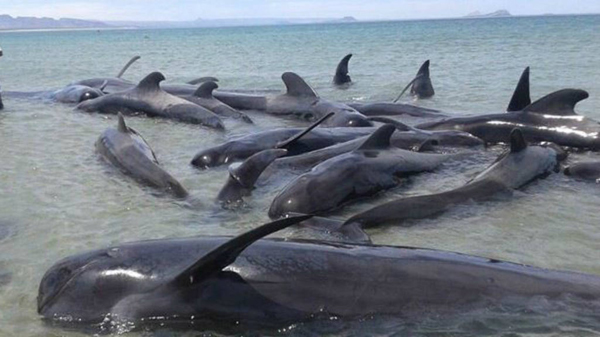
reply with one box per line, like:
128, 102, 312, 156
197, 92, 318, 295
0, 0, 599, 21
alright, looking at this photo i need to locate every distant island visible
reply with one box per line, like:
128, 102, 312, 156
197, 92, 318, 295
464, 10, 512, 18
0, 14, 357, 31
0, 14, 108, 30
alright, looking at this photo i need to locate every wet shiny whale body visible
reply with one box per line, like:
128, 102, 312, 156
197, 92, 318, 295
38, 217, 600, 334
418, 68, 600, 149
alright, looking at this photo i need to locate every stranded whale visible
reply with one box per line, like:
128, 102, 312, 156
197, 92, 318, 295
96, 113, 188, 198
77, 72, 225, 129
38, 215, 600, 334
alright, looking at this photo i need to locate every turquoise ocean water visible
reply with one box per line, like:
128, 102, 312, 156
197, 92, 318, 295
1, 15, 600, 336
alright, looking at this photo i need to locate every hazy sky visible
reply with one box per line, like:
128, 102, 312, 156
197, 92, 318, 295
1, 0, 599, 21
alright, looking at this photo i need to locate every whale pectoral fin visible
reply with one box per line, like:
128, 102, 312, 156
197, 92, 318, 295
99, 80, 109, 93
510, 128, 527, 152
275, 112, 334, 149
166, 215, 313, 289
523, 88, 589, 115
228, 149, 288, 189
193, 81, 218, 99
117, 113, 129, 133
116, 55, 141, 78
506, 67, 531, 112
281, 72, 318, 97
136, 72, 166, 93
357, 124, 396, 150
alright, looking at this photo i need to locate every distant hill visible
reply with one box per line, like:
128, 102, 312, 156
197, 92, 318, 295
0, 14, 109, 30
0, 14, 357, 31
464, 10, 512, 18
106, 16, 358, 29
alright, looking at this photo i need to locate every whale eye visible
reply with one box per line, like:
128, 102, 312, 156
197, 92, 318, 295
79, 91, 100, 103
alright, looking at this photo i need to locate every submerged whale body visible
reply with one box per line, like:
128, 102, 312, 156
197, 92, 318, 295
38, 216, 600, 334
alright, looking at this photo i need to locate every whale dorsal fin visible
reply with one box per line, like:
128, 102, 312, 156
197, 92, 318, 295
333, 54, 352, 84
117, 113, 128, 133
137, 72, 166, 92
357, 124, 396, 150
193, 81, 218, 99
282, 72, 318, 97
510, 128, 527, 152
276, 112, 334, 149
507, 67, 531, 112
416, 60, 430, 78
522, 89, 589, 115
167, 215, 312, 288
228, 149, 287, 189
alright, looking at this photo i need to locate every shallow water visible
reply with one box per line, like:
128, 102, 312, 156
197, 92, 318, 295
1, 15, 600, 336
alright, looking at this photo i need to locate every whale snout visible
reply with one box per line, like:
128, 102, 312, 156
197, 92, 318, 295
75, 98, 99, 112
269, 186, 308, 219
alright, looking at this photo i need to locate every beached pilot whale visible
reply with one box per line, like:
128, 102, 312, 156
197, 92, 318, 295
37, 214, 600, 334
77, 72, 225, 129
182, 81, 253, 123
191, 113, 370, 169
410, 60, 434, 98
331, 129, 561, 240
333, 53, 352, 86
417, 67, 600, 149
96, 113, 188, 198
268, 124, 453, 218
212, 72, 373, 127
51, 55, 141, 104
